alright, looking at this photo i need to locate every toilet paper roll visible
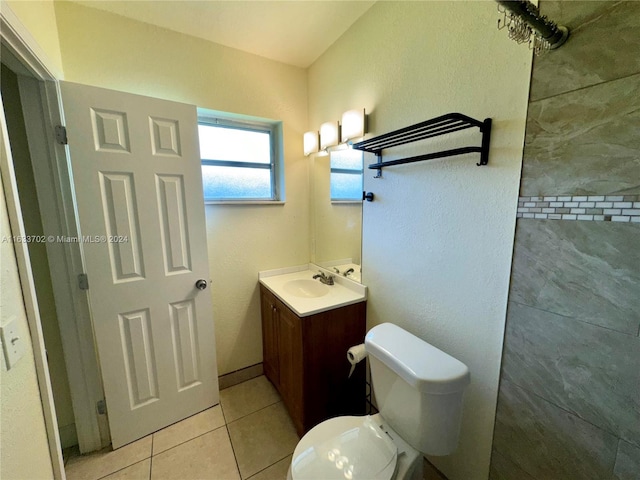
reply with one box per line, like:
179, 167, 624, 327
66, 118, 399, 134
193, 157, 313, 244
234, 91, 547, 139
347, 343, 367, 378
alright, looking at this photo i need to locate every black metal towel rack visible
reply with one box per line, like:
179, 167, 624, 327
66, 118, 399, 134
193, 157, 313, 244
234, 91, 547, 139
352, 113, 492, 178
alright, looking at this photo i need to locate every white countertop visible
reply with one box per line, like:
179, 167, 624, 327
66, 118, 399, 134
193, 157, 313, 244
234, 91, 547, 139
259, 264, 367, 317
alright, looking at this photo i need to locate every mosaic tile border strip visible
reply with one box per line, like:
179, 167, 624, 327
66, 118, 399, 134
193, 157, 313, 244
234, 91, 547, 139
517, 195, 640, 223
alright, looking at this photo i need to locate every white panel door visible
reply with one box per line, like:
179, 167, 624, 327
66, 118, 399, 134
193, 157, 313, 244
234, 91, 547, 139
60, 82, 219, 448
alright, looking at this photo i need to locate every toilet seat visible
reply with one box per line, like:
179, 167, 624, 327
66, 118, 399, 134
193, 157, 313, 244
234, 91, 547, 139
290, 416, 398, 480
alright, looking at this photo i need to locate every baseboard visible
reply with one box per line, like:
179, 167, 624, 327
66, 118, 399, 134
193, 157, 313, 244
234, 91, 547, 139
218, 363, 264, 390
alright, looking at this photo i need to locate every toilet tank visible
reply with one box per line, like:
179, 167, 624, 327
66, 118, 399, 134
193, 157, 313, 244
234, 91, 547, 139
365, 323, 470, 456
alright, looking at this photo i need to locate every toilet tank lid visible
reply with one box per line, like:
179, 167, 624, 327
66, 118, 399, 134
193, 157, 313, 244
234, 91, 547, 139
365, 323, 470, 395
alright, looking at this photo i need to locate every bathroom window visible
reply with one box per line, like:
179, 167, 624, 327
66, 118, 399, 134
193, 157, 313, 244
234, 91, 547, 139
198, 114, 282, 202
330, 149, 363, 202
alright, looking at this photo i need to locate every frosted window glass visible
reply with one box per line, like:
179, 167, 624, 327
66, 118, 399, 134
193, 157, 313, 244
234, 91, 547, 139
331, 172, 362, 200
198, 124, 271, 164
202, 165, 272, 199
330, 149, 363, 170
330, 149, 362, 201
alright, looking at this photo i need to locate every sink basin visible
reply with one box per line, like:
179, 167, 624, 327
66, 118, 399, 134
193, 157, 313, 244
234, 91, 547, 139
259, 266, 367, 316
283, 279, 330, 298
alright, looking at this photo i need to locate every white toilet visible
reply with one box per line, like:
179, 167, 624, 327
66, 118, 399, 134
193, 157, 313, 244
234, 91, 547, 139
288, 322, 470, 480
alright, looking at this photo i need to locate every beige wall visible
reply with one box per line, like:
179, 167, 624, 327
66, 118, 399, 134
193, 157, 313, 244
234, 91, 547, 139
308, 2, 532, 479
3, 0, 64, 76
1, 114, 54, 479
54, 2, 310, 375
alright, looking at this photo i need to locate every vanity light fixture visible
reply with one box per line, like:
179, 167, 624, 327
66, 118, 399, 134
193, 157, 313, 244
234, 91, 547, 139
305, 109, 366, 156
341, 109, 367, 143
303, 131, 320, 156
320, 121, 340, 150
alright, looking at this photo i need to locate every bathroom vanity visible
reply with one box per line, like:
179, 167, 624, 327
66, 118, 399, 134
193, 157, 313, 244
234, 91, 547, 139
259, 267, 367, 436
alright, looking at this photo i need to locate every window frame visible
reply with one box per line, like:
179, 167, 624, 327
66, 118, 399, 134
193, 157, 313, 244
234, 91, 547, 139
197, 114, 282, 203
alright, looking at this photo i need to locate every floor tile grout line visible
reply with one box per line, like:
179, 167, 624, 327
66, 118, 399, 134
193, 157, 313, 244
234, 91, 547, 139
74, 378, 282, 479
220, 400, 229, 425
225, 424, 243, 480
149, 401, 226, 457
151, 424, 228, 458
244, 453, 292, 480
149, 435, 154, 480
92, 457, 150, 480
148, 403, 224, 447
226, 399, 283, 426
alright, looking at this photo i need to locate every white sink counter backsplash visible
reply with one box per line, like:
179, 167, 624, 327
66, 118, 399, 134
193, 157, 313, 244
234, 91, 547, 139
259, 264, 367, 317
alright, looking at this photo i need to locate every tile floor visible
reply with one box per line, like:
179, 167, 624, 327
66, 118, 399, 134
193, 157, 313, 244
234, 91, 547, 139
64, 376, 298, 480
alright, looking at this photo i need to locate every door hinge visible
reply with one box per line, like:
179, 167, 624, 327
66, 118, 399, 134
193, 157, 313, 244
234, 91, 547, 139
96, 399, 107, 415
78, 273, 89, 290
55, 125, 68, 145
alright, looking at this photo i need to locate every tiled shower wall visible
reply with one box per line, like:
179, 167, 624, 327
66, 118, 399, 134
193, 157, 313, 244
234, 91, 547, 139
490, 2, 640, 479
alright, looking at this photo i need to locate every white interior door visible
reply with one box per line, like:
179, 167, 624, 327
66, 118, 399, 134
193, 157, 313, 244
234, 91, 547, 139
60, 82, 219, 448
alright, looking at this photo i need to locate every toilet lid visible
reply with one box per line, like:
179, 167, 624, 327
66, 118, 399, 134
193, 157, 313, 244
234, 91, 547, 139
291, 416, 397, 480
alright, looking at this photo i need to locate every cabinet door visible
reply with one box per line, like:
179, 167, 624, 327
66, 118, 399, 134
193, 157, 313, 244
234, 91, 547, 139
278, 303, 304, 433
303, 302, 367, 429
260, 288, 279, 387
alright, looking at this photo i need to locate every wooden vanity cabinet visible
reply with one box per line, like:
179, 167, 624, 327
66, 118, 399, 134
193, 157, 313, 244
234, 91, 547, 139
260, 284, 366, 436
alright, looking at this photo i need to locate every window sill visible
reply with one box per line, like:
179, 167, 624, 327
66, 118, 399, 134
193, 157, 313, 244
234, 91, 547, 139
205, 200, 286, 206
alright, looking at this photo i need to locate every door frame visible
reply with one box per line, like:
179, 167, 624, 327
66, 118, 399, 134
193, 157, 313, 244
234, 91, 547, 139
1, 3, 108, 456
1, 95, 66, 479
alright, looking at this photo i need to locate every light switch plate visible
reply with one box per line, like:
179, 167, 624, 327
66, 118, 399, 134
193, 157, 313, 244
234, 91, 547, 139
1, 317, 25, 370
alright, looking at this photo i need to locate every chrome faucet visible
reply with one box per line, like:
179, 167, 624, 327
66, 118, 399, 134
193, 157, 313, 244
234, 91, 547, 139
313, 271, 335, 285
343, 268, 355, 277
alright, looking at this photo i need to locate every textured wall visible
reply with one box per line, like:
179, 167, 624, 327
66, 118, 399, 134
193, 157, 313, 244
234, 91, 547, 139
491, 2, 640, 479
308, 2, 533, 479
54, 2, 310, 375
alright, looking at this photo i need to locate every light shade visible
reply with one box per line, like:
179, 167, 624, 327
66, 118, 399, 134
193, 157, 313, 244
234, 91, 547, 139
341, 109, 366, 142
303, 131, 319, 156
320, 121, 340, 150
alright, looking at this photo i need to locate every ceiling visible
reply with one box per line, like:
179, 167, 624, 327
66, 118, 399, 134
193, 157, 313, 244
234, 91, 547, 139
71, 1, 376, 68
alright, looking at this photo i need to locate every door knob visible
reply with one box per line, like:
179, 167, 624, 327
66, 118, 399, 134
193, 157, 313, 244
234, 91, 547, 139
195, 279, 208, 290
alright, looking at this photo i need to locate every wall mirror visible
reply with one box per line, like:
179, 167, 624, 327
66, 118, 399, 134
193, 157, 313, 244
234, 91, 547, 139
310, 148, 363, 282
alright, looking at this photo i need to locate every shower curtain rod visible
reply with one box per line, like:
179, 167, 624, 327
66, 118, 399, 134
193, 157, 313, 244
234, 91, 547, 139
495, 0, 569, 49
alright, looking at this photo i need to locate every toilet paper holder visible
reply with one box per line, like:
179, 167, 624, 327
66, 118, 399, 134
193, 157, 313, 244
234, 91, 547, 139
347, 343, 367, 378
